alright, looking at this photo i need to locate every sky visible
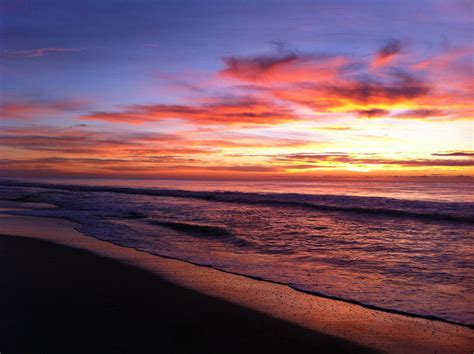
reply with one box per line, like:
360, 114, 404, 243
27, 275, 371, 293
0, 0, 473, 179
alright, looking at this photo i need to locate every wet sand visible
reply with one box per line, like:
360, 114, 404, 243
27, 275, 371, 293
1, 201, 473, 353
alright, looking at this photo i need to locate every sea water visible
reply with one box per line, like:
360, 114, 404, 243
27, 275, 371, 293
0, 178, 472, 326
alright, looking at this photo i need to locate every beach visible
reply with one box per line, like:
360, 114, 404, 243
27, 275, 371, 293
1, 200, 473, 353
3, 0, 473, 352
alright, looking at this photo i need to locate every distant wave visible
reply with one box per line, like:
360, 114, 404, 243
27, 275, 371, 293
1, 179, 473, 223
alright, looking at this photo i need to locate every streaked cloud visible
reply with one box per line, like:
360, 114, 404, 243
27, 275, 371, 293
220, 52, 345, 84
371, 40, 402, 69
0, 99, 86, 120
2, 47, 79, 58
82, 96, 298, 125
270, 152, 474, 168
432, 151, 474, 157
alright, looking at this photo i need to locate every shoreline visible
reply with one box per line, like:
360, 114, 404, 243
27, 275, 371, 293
1, 201, 473, 353
1, 234, 371, 354
1, 200, 472, 330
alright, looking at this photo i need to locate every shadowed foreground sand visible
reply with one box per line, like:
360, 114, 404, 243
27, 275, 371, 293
0, 234, 373, 354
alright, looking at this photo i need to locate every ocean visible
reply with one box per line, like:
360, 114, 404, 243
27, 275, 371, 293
0, 178, 472, 327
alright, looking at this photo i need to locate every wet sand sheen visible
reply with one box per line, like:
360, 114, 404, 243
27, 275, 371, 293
0, 202, 473, 353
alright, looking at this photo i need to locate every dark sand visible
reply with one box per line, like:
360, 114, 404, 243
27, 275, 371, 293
0, 234, 374, 354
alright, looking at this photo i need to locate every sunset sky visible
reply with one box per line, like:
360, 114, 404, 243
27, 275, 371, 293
1, 0, 473, 178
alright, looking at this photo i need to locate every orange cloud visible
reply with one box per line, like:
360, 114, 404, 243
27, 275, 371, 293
82, 97, 298, 125
371, 40, 402, 69
270, 72, 431, 117
0, 125, 315, 161
219, 52, 345, 84
271, 152, 474, 167
78, 44, 472, 127
353, 108, 390, 118
0, 99, 85, 119
392, 109, 447, 119
0, 127, 187, 155
217, 47, 471, 122
412, 47, 473, 71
